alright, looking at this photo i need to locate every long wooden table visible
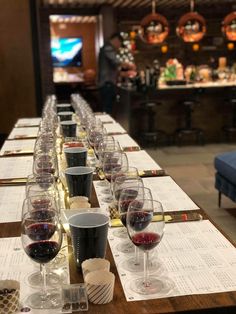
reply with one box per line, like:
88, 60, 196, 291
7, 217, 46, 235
0, 120, 236, 313
1, 184, 235, 313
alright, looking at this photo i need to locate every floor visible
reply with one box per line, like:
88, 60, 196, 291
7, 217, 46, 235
146, 144, 236, 242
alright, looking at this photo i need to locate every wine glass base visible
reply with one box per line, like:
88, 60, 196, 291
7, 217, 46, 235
101, 195, 113, 203
121, 257, 163, 273
116, 241, 134, 254
130, 276, 174, 295
96, 180, 108, 187
27, 271, 62, 287
112, 228, 128, 239
25, 290, 62, 309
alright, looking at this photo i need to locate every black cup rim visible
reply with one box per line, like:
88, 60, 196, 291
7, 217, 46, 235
68, 212, 109, 228
56, 104, 71, 107
64, 147, 87, 154
60, 121, 77, 125
58, 111, 73, 116
65, 166, 94, 175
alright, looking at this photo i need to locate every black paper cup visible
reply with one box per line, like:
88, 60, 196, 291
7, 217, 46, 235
64, 147, 88, 167
61, 121, 77, 138
69, 212, 109, 269
56, 104, 72, 113
65, 166, 94, 199
58, 111, 73, 121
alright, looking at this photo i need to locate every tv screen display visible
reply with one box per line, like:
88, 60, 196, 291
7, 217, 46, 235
51, 37, 83, 67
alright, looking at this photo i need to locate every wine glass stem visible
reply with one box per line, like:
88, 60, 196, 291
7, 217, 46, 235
134, 247, 140, 266
41, 263, 47, 300
143, 251, 150, 287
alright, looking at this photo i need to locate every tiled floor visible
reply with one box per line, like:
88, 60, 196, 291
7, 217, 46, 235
146, 144, 236, 242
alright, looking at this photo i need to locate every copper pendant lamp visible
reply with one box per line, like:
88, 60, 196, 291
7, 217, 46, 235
176, 0, 206, 43
222, 12, 236, 41
139, 0, 169, 45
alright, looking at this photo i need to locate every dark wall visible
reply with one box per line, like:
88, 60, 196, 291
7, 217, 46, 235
0, 0, 37, 135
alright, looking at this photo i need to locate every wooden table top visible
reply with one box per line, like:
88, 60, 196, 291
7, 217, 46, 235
1, 186, 235, 314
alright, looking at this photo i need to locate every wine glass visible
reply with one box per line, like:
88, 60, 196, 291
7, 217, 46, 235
113, 177, 144, 242
126, 199, 166, 295
101, 151, 128, 202
22, 195, 63, 287
33, 153, 59, 178
21, 210, 62, 308
119, 187, 159, 272
26, 173, 56, 192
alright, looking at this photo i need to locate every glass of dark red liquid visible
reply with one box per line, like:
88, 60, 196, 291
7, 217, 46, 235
126, 199, 166, 295
33, 153, 59, 179
21, 209, 62, 309
22, 195, 61, 288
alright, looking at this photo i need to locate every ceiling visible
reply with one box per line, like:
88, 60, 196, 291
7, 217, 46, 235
41, 0, 236, 11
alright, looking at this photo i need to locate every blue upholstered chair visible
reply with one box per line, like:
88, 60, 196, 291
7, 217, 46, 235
214, 151, 236, 207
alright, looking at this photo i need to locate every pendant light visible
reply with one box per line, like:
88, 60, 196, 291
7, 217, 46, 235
222, 12, 236, 41
176, 0, 206, 43
139, 0, 169, 45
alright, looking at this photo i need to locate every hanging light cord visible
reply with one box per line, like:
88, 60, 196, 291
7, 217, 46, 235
190, 0, 195, 12
152, 0, 156, 14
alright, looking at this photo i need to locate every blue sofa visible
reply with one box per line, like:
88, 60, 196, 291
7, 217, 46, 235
214, 151, 236, 207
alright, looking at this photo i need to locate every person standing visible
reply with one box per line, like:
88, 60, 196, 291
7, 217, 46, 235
98, 33, 135, 115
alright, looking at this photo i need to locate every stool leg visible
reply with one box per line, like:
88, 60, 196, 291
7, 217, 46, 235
232, 102, 236, 127
218, 191, 222, 208
186, 106, 192, 129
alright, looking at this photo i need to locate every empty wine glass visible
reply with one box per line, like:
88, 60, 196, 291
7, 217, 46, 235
21, 210, 62, 308
126, 199, 167, 295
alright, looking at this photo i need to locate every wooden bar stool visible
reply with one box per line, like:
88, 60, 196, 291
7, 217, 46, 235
174, 99, 205, 146
139, 100, 168, 147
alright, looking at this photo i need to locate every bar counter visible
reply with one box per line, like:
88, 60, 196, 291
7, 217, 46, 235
116, 81, 236, 143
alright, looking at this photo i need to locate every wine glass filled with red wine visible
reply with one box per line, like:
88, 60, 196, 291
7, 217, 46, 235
21, 209, 62, 309
126, 199, 165, 295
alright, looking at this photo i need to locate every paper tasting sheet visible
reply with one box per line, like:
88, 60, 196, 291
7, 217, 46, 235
0, 139, 35, 156
0, 236, 70, 314
104, 123, 127, 134
112, 134, 140, 149
143, 176, 199, 211
8, 127, 39, 139
93, 181, 112, 211
15, 118, 41, 127
108, 220, 236, 301
0, 156, 33, 180
95, 114, 116, 124
125, 150, 162, 171
0, 186, 26, 223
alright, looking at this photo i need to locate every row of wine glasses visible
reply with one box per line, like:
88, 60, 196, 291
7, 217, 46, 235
21, 95, 64, 309
69, 95, 168, 296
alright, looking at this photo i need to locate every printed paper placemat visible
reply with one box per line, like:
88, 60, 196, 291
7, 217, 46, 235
108, 220, 236, 301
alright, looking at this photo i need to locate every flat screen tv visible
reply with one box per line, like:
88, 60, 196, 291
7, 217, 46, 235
51, 37, 83, 67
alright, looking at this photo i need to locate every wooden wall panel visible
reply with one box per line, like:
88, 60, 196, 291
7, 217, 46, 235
0, 0, 36, 135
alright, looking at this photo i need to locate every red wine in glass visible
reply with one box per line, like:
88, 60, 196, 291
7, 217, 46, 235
26, 222, 56, 241
31, 199, 51, 210
25, 241, 60, 263
119, 200, 142, 227
31, 209, 56, 221
132, 232, 161, 251
129, 211, 152, 231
